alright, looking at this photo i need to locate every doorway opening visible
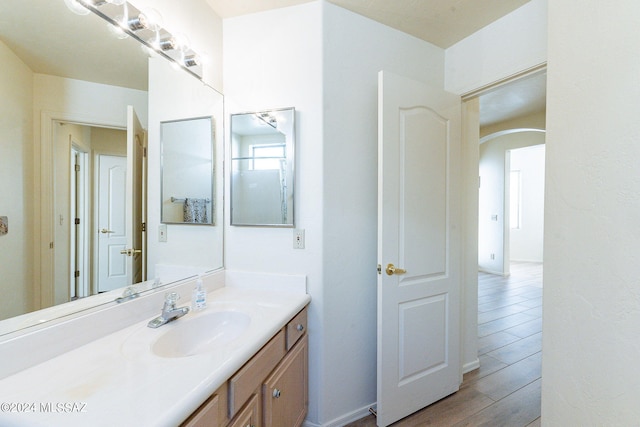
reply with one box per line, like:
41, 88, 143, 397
470, 68, 546, 424
51, 118, 145, 304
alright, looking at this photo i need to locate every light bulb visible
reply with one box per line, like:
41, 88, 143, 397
63, 0, 90, 15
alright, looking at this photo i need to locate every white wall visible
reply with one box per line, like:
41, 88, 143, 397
509, 144, 545, 262
445, 0, 547, 94
147, 57, 224, 278
225, 2, 446, 425
542, 1, 640, 424
478, 131, 545, 274
223, 3, 325, 424
322, 2, 445, 425
0, 40, 34, 320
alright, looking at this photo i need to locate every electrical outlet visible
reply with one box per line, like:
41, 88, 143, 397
159, 224, 167, 242
293, 229, 305, 249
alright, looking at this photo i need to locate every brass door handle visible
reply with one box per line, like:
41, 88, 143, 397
385, 263, 406, 276
120, 248, 142, 256
100, 228, 115, 234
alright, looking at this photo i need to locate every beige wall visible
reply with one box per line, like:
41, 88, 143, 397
0, 40, 34, 320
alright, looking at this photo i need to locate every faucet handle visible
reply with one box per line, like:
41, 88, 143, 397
165, 292, 180, 306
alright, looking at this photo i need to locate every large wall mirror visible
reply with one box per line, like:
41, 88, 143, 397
230, 108, 295, 227
0, 0, 223, 336
161, 117, 215, 225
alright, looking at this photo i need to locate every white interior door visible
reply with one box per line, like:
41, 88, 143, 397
125, 105, 146, 284
97, 155, 127, 292
377, 70, 462, 426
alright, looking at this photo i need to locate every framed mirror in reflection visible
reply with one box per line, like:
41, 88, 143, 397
230, 108, 296, 227
161, 117, 215, 225
0, 0, 223, 336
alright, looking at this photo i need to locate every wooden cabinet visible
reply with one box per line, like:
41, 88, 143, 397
228, 394, 260, 427
263, 335, 308, 427
182, 383, 228, 427
229, 330, 285, 418
182, 306, 308, 427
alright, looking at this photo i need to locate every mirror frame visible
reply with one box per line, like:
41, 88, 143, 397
230, 107, 296, 228
160, 116, 216, 225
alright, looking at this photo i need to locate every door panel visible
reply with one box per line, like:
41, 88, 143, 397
377, 70, 462, 426
126, 106, 146, 284
97, 155, 127, 292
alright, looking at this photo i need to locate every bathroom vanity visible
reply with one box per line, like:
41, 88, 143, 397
0, 271, 310, 427
182, 307, 308, 427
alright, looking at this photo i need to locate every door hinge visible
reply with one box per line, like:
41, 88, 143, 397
50, 241, 54, 249
141, 222, 146, 232
143, 147, 147, 157
75, 164, 80, 172
74, 270, 80, 278
75, 218, 80, 225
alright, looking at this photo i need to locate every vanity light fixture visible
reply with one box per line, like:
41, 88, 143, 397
157, 37, 176, 51
126, 13, 149, 31
63, 0, 91, 15
183, 54, 200, 68
76, 0, 204, 79
256, 112, 278, 128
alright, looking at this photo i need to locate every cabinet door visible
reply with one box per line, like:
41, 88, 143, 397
229, 394, 260, 427
262, 335, 308, 427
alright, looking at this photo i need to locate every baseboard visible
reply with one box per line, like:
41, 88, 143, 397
478, 267, 510, 277
463, 357, 480, 374
302, 403, 376, 427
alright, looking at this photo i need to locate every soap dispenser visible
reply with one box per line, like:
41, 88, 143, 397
192, 275, 207, 311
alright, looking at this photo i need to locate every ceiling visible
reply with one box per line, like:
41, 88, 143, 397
205, 0, 545, 126
0, 0, 149, 90
479, 72, 546, 127
206, 0, 530, 49
0, 0, 544, 126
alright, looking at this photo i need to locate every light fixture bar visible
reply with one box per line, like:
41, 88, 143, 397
79, 0, 203, 79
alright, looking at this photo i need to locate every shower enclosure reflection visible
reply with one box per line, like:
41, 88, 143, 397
230, 108, 295, 227
161, 117, 215, 225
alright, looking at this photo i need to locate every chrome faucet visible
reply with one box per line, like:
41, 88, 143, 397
147, 292, 190, 328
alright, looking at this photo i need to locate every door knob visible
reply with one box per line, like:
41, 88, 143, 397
120, 248, 142, 256
100, 228, 115, 234
385, 263, 406, 276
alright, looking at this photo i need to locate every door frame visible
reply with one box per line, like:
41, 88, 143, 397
38, 111, 127, 309
459, 63, 547, 374
70, 145, 90, 300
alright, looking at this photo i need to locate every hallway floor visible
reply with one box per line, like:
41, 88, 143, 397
346, 262, 543, 427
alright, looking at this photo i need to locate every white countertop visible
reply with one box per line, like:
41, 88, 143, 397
0, 285, 310, 427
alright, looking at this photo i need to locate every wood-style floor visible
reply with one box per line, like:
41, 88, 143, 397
346, 262, 543, 427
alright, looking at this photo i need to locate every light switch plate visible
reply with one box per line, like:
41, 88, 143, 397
293, 229, 305, 249
159, 224, 167, 242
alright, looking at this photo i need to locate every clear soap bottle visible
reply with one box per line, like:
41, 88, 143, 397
192, 276, 207, 311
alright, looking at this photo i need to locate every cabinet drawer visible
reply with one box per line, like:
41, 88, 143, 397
229, 329, 286, 418
285, 308, 307, 351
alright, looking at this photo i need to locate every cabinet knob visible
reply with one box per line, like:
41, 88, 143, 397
273, 388, 281, 398
296, 324, 304, 332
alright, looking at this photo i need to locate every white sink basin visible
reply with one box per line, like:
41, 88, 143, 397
152, 311, 251, 358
